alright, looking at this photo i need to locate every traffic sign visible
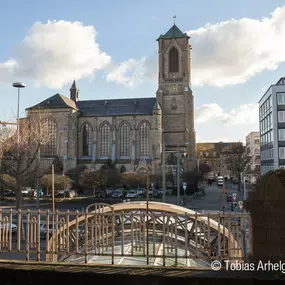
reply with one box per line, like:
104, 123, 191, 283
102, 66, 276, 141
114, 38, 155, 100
183, 182, 187, 190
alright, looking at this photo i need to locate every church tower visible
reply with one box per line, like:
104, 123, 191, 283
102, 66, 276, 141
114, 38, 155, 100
156, 24, 196, 169
70, 80, 79, 102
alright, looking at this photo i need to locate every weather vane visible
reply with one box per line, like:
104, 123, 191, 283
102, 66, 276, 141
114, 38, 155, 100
173, 15, 176, 24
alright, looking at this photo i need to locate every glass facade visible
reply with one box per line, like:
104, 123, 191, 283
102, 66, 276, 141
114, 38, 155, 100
260, 95, 274, 175
277, 92, 285, 168
277, 92, 285, 105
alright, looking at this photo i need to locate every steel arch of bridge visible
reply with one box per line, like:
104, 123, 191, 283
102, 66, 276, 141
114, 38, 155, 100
48, 201, 247, 266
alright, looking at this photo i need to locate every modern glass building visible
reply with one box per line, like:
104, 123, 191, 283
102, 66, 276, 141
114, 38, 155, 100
259, 77, 285, 175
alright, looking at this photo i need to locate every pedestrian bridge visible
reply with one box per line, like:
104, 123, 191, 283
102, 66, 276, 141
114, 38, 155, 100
48, 201, 248, 267
0, 202, 248, 267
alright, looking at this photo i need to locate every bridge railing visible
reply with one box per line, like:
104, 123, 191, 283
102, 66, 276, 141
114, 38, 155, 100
0, 208, 249, 266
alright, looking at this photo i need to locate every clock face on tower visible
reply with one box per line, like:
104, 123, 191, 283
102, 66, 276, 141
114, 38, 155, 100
169, 85, 178, 94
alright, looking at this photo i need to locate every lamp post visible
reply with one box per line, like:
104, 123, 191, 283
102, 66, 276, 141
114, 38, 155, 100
12, 82, 25, 149
12, 82, 25, 211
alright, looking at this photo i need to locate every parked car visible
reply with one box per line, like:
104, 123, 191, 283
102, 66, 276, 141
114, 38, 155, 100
64, 189, 76, 198
0, 222, 17, 233
21, 188, 29, 197
40, 223, 56, 238
137, 188, 145, 196
126, 190, 138, 199
112, 190, 124, 198
153, 189, 162, 198
3, 189, 15, 197
106, 188, 114, 197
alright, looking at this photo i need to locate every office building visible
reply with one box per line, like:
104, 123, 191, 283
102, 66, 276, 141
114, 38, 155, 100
259, 77, 285, 175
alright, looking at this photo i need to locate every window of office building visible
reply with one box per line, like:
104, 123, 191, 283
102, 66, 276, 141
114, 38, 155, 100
279, 147, 285, 159
277, 93, 285, 105
278, 111, 285, 123
261, 148, 274, 161
279, 129, 285, 141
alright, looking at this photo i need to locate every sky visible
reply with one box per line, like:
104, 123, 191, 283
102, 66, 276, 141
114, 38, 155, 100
1, 0, 285, 143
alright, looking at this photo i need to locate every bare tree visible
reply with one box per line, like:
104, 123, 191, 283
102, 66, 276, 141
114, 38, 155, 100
0, 112, 55, 209
225, 145, 250, 192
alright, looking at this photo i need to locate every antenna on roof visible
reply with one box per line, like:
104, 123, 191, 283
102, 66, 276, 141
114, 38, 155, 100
173, 15, 176, 25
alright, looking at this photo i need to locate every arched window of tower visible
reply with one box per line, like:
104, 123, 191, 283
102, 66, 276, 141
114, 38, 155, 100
169, 47, 179, 73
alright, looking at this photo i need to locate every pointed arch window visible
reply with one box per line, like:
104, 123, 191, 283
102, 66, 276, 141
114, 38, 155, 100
83, 123, 91, 156
120, 122, 130, 157
169, 47, 179, 72
41, 118, 57, 156
101, 123, 111, 156
139, 122, 150, 156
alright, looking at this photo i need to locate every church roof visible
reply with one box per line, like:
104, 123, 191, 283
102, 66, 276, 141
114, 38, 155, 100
157, 24, 189, 40
77, 98, 157, 116
26, 93, 159, 116
26, 93, 78, 110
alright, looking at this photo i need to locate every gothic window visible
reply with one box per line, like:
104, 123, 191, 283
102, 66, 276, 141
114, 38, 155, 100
82, 123, 91, 156
41, 118, 57, 156
120, 122, 130, 156
101, 122, 111, 156
139, 122, 150, 156
169, 47, 179, 73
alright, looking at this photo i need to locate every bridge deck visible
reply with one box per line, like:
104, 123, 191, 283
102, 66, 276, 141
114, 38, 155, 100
0, 260, 283, 285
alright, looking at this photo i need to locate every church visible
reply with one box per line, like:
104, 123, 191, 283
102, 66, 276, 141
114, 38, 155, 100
26, 24, 196, 175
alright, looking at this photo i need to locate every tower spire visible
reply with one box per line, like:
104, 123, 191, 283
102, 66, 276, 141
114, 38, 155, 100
70, 80, 79, 102
173, 15, 176, 25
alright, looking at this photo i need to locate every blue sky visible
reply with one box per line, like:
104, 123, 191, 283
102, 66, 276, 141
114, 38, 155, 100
1, 0, 285, 142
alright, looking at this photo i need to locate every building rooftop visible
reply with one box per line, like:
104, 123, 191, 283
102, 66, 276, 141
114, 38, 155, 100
77, 97, 157, 116
26, 93, 78, 110
259, 77, 285, 104
157, 24, 189, 40
27, 94, 158, 116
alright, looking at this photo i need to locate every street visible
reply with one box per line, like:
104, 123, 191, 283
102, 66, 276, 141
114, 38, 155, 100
184, 183, 245, 213
0, 182, 246, 213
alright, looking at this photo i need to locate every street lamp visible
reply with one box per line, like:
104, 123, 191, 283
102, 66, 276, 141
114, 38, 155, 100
12, 82, 25, 147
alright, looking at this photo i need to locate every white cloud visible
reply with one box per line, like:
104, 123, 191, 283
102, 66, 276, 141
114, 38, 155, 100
195, 103, 259, 125
187, 6, 285, 87
106, 55, 156, 88
106, 58, 147, 88
0, 20, 111, 88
